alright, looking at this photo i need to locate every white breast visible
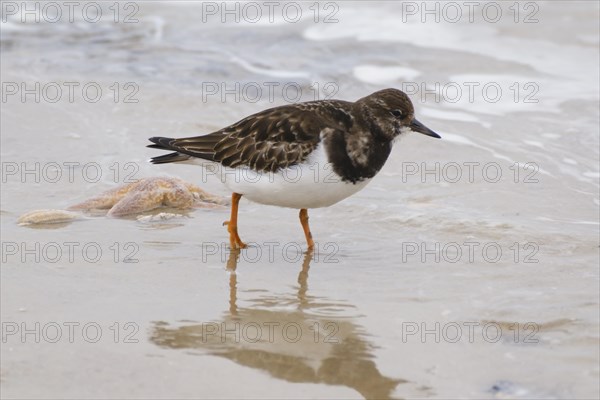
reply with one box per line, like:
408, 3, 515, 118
212, 145, 371, 209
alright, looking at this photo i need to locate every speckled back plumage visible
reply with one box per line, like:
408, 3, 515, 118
149, 88, 438, 183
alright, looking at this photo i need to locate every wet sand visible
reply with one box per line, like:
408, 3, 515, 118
1, 1, 599, 399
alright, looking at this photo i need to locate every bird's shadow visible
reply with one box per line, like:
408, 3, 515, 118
149, 249, 408, 399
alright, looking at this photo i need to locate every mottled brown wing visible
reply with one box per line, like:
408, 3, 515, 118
162, 102, 350, 173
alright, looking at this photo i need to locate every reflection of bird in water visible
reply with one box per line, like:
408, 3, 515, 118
150, 250, 405, 400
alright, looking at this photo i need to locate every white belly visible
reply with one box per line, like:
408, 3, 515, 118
212, 146, 371, 209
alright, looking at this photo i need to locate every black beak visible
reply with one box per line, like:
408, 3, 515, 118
410, 119, 441, 139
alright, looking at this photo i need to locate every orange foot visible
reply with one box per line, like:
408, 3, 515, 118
299, 209, 315, 250
223, 221, 247, 249
223, 192, 247, 249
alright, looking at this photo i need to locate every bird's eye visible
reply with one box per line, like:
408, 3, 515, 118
390, 110, 403, 118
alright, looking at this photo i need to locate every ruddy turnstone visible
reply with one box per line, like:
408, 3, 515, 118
148, 88, 440, 249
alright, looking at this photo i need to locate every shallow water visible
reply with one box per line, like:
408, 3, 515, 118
1, 1, 599, 399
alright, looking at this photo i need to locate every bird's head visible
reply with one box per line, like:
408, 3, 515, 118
358, 88, 441, 140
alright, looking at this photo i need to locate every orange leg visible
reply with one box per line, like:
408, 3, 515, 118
299, 208, 315, 250
224, 193, 247, 249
